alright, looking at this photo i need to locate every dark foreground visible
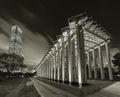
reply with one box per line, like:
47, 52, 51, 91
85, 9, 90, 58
0, 78, 40, 97
0, 77, 120, 97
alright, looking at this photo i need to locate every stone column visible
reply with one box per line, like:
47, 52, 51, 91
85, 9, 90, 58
65, 44, 68, 81
61, 37, 65, 82
45, 62, 47, 78
74, 37, 78, 82
98, 46, 105, 80
57, 43, 60, 82
45, 61, 47, 78
92, 49, 98, 80
40, 65, 41, 77
72, 38, 76, 82
41, 63, 43, 78
43, 63, 45, 78
87, 51, 92, 79
84, 53, 88, 81
50, 54, 53, 80
43, 63, 44, 78
48, 58, 50, 79
51, 49, 56, 81
44, 62, 46, 78
105, 42, 113, 80
47, 60, 49, 79
49, 57, 51, 79
67, 30, 72, 85
41, 65, 43, 77
76, 25, 86, 87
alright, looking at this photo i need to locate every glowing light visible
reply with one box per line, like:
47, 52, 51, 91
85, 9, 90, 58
54, 43, 57, 47
58, 38, 62, 43
62, 31, 68, 36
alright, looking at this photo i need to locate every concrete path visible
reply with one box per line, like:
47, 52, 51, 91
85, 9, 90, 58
85, 81, 120, 97
0, 78, 25, 97
31, 78, 77, 97
5, 78, 26, 97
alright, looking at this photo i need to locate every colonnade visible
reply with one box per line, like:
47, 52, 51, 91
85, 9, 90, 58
36, 14, 113, 87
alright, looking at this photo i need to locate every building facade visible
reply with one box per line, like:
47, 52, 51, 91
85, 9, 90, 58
9, 25, 22, 55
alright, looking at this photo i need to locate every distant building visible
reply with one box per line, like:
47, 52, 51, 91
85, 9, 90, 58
8, 25, 23, 55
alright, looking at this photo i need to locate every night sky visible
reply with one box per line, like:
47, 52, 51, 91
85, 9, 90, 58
0, 0, 120, 65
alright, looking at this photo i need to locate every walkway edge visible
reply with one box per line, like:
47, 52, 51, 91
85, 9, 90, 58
30, 78, 44, 97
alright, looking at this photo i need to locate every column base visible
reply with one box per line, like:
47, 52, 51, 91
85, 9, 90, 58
78, 83, 82, 88
78, 83, 88, 88
69, 81, 72, 86
101, 79, 105, 81
62, 80, 64, 83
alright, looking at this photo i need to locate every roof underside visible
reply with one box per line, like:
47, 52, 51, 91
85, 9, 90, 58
62, 13, 111, 51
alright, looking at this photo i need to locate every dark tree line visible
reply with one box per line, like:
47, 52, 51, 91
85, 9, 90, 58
112, 52, 120, 74
0, 53, 24, 73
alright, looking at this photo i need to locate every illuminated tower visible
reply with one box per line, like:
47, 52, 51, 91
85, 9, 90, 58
9, 25, 22, 55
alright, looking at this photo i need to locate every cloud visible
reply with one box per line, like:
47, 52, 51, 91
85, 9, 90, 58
0, 18, 11, 37
0, 15, 50, 65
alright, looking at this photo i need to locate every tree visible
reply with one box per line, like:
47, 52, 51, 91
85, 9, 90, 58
112, 53, 120, 73
0, 53, 24, 73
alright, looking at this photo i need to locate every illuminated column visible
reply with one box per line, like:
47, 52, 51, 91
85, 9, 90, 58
105, 42, 113, 80
72, 38, 76, 81
84, 53, 88, 81
61, 37, 65, 82
40, 66, 42, 77
45, 62, 46, 78
46, 60, 48, 78
49, 57, 51, 79
45, 61, 47, 78
74, 37, 78, 82
47, 59, 50, 79
41, 64, 43, 77
44, 63, 45, 78
41, 65, 43, 77
67, 30, 72, 85
87, 51, 92, 79
45, 61, 46, 78
58, 37, 63, 81
50, 54, 53, 80
43, 63, 45, 78
98, 46, 105, 80
43, 62, 45, 78
92, 49, 98, 80
49, 56, 51, 79
62, 31, 68, 82
40, 65, 42, 77
43, 63, 44, 77
53, 45, 58, 81
51, 48, 55, 80
39, 67, 42, 77
57, 42, 60, 81
76, 25, 86, 87
48, 58, 50, 79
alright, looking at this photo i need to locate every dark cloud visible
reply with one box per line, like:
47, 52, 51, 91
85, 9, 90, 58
0, 0, 120, 65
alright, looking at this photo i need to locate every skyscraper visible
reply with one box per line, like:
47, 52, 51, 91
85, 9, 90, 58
9, 25, 23, 55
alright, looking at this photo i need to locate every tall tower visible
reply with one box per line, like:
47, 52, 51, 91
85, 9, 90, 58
9, 25, 22, 55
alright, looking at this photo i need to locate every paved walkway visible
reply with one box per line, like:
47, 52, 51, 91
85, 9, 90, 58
0, 78, 25, 97
32, 78, 120, 97
85, 81, 120, 97
5, 78, 26, 97
31, 78, 77, 97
